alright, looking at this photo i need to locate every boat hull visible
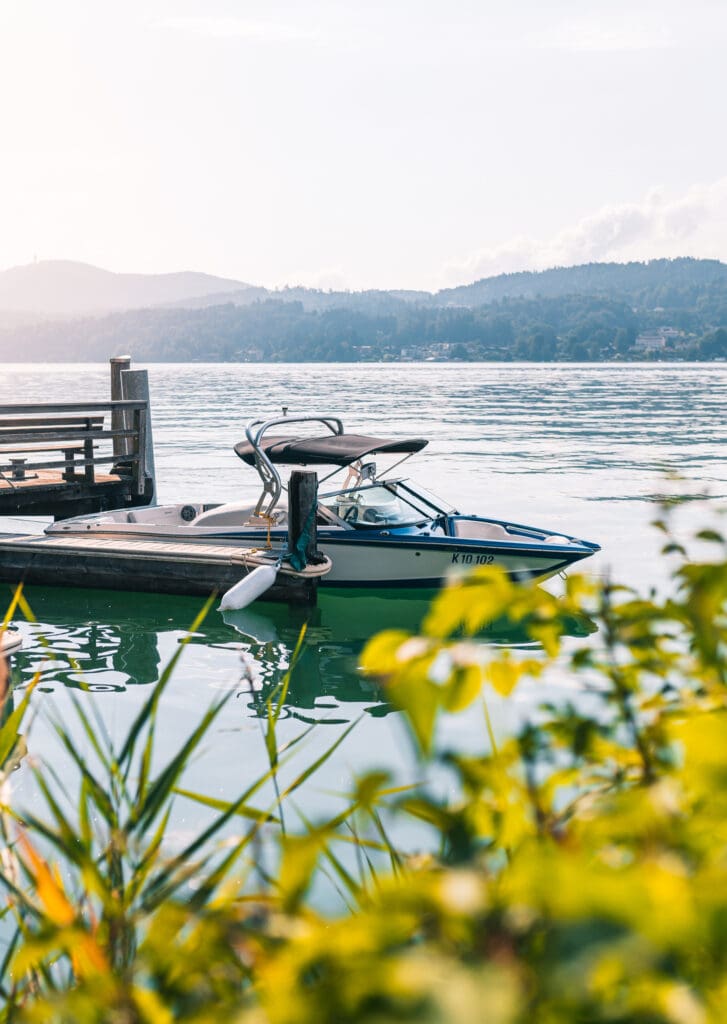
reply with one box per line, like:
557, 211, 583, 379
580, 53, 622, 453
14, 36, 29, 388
228, 529, 595, 587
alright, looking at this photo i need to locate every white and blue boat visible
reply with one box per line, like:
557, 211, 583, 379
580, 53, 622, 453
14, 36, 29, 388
49, 414, 600, 589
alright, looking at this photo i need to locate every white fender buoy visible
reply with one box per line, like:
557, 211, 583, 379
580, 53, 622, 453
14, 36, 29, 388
219, 563, 279, 611
0, 629, 22, 655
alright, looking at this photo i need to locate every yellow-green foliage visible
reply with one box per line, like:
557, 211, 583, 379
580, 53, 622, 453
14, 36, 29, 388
0, 523, 726, 1022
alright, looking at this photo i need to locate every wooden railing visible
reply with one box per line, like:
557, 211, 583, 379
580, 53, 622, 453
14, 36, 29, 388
0, 400, 149, 496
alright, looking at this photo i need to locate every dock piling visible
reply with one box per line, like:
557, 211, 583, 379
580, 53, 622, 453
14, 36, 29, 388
122, 369, 156, 502
110, 355, 132, 460
288, 470, 321, 567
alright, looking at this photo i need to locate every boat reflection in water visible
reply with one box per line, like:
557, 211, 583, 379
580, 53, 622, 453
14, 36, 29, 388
223, 588, 596, 720
8, 586, 596, 719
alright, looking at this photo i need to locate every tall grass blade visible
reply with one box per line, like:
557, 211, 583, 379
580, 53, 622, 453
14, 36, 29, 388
279, 719, 359, 801
0, 675, 39, 769
117, 594, 216, 773
128, 691, 232, 836
1, 583, 24, 630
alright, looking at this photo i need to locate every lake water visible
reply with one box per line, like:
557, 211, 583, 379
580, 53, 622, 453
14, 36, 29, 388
1, 362, 726, 856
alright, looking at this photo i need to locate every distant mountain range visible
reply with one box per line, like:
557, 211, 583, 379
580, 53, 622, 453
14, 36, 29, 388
0, 260, 255, 317
3, 256, 727, 319
1, 257, 726, 362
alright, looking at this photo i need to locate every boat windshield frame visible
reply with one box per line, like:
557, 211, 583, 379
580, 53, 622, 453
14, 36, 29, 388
395, 480, 456, 516
245, 415, 343, 516
318, 479, 450, 529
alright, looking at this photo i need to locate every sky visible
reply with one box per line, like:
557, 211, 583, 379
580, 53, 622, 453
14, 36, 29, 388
1, 0, 727, 291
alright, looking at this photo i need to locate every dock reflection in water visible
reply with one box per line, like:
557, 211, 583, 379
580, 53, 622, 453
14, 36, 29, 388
11, 588, 195, 693
8, 585, 596, 720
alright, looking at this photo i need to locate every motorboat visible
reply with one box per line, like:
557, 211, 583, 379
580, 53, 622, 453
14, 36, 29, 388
48, 414, 600, 590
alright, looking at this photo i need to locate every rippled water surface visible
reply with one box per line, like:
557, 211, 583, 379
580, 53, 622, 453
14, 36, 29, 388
1, 363, 725, 831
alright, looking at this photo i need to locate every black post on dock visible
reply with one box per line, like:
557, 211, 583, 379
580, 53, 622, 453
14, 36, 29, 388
288, 470, 323, 568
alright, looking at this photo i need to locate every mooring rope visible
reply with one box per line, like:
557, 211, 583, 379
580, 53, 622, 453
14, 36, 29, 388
287, 503, 317, 572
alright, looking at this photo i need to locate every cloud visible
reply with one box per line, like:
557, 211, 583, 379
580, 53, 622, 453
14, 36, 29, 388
444, 178, 727, 285
159, 16, 321, 44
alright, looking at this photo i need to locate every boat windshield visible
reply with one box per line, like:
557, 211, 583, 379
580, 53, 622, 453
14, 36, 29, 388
395, 480, 455, 516
320, 482, 444, 527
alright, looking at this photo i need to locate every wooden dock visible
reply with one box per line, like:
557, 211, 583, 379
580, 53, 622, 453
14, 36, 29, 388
0, 531, 329, 604
0, 357, 155, 519
0, 468, 328, 605
0, 361, 329, 607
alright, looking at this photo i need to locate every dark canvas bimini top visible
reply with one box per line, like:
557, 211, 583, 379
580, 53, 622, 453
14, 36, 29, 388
234, 433, 428, 467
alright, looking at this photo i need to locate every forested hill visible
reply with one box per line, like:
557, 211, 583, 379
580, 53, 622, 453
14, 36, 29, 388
1, 257, 727, 362
154, 258, 727, 313
434, 258, 727, 307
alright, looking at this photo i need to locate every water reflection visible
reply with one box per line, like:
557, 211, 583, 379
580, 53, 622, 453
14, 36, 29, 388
224, 590, 595, 721
9, 586, 596, 719
11, 588, 226, 692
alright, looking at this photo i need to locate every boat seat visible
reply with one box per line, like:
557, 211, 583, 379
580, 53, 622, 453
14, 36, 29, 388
192, 503, 287, 528
451, 519, 512, 541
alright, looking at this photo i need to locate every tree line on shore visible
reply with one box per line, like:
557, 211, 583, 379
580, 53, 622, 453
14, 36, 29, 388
2, 257, 727, 362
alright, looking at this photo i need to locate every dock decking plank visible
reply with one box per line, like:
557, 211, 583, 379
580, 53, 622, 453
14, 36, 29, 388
0, 531, 325, 603
0, 470, 123, 491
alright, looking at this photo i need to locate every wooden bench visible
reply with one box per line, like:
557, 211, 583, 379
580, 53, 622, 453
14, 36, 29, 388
0, 415, 104, 484
0, 444, 96, 483
0, 401, 149, 500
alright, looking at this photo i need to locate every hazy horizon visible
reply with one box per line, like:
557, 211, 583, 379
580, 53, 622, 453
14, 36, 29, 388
6, 253, 727, 297
3, 1, 727, 291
